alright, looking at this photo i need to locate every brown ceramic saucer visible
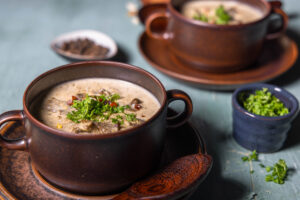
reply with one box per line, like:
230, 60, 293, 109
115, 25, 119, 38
0, 110, 211, 200
138, 32, 298, 90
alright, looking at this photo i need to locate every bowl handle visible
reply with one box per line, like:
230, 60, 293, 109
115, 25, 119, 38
166, 90, 193, 128
266, 2, 288, 40
0, 110, 27, 150
145, 11, 172, 40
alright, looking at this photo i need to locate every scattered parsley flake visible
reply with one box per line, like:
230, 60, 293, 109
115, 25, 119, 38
242, 156, 249, 162
193, 13, 208, 22
265, 159, 288, 184
111, 115, 124, 125
125, 113, 137, 122
240, 151, 289, 185
193, 5, 231, 25
259, 163, 265, 168
266, 166, 273, 172
215, 5, 231, 25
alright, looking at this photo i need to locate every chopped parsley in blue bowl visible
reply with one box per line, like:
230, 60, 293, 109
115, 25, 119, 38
232, 83, 299, 153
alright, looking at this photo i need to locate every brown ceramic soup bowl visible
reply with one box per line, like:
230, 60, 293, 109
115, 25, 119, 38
0, 61, 193, 194
145, 0, 288, 72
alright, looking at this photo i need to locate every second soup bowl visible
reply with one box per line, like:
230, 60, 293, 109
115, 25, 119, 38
145, 0, 288, 72
0, 61, 193, 194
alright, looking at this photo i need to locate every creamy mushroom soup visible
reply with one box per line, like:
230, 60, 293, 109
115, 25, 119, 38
35, 78, 161, 135
182, 1, 263, 25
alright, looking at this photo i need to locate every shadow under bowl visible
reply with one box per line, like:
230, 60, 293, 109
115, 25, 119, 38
232, 83, 299, 153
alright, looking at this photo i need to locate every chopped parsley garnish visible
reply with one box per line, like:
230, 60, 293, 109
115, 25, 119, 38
193, 13, 208, 22
111, 115, 124, 125
266, 166, 272, 172
66, 94, 137, 124
215, 5, 231, 25
193, 5, 231, 25
240, 88, 289, 117
125, 113, 137, 122
265, 159, 288, 184
241, 150, 258, 162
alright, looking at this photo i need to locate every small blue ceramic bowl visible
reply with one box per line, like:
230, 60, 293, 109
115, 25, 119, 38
232, 83, 299, 153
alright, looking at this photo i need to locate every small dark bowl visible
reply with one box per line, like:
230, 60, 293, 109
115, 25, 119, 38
51, 30, 118, 62
232, 83, 299, 153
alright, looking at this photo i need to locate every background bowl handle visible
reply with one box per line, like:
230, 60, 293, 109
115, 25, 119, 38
0, 110, 27, 150
266, 2, 288, 40
166, 90, 193, 128
145, 12, 172, 40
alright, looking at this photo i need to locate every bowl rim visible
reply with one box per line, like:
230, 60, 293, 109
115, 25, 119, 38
168, 0, 271, 29
50, 29, 118, 60
232, 83, 299, 121
23, 61, 168, 139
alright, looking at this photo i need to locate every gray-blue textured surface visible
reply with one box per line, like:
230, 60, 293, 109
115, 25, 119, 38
0, 0, 299, 199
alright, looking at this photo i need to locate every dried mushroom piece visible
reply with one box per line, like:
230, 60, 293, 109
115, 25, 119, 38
72, 121, 95, 133
130, 98, 143, 111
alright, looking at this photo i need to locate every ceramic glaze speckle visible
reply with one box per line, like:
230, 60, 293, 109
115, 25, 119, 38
36, 78, 160, 135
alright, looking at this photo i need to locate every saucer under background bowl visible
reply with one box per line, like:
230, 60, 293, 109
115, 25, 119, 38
51, 30, 118, 62
232, 83, 299, 153
0, 110, 211, 200
139, 32, 298, 90
138, 3, 298, 90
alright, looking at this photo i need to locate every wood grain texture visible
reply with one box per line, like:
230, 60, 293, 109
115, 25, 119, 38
113, 154, 212, 200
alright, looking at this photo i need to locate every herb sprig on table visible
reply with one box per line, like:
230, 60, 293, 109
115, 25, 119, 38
241, 151, 288, 185
240, 88, 289, 117
66, 94, 136, 125
241, 150, 258, 162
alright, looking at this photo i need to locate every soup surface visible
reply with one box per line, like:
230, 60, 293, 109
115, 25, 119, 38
182, 1, 263, 25
35, 78, 161, 135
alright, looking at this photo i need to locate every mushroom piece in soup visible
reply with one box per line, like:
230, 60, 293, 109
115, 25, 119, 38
36, 78, 161, 135
181, 1, 263, 25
